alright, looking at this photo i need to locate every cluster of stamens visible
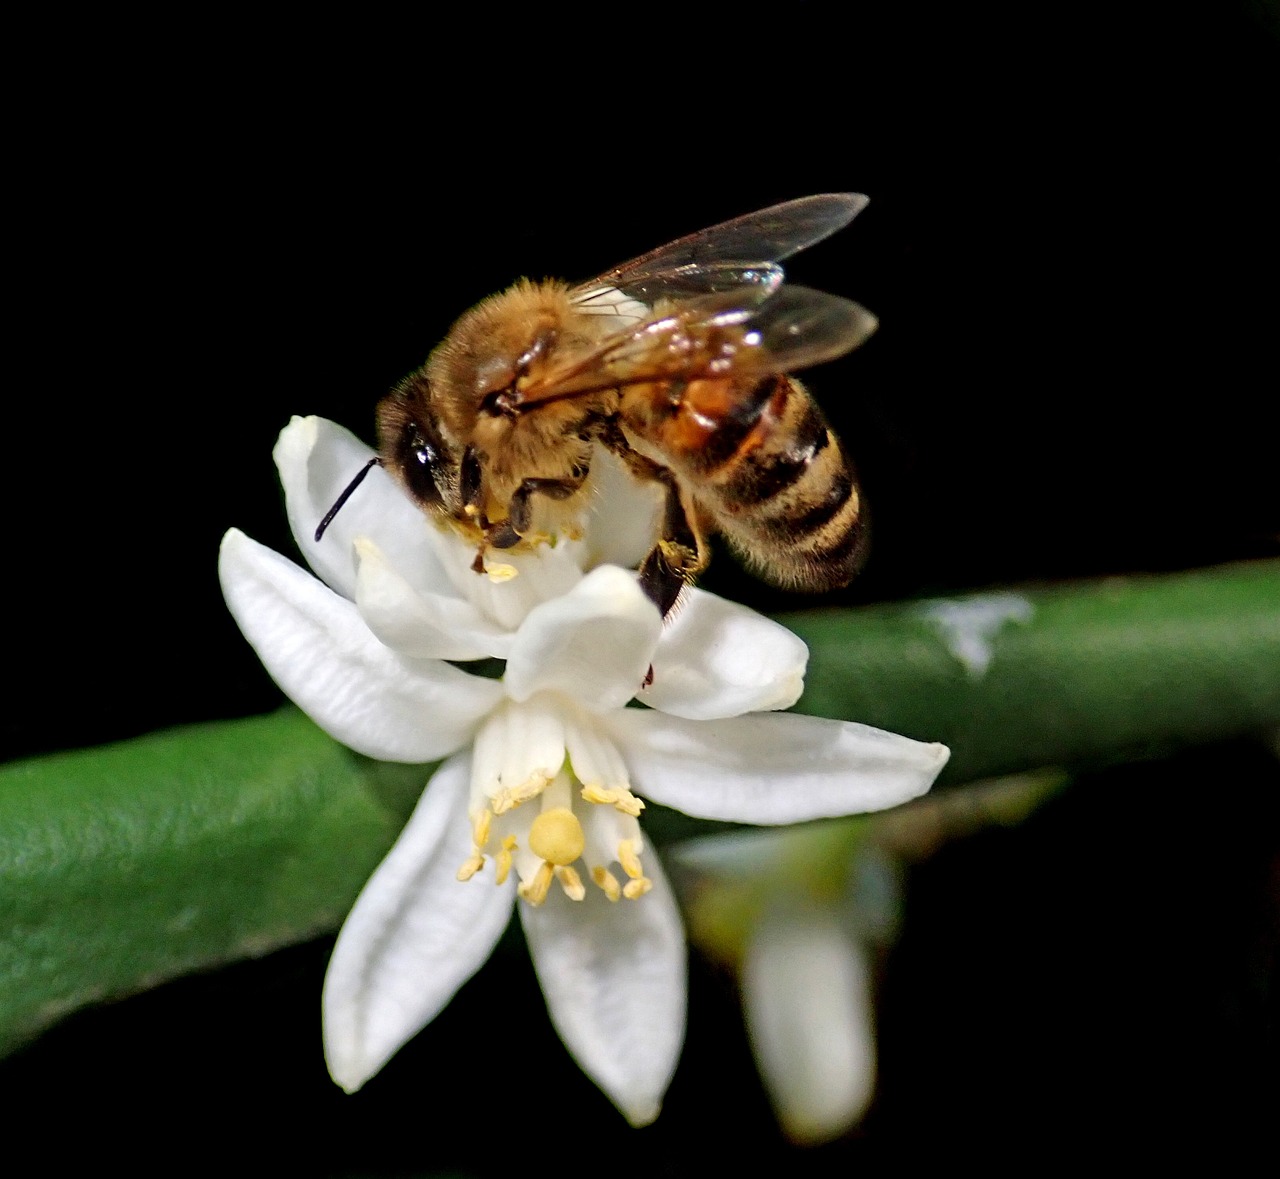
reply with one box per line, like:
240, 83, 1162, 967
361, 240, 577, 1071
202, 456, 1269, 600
457, 765, 653, 906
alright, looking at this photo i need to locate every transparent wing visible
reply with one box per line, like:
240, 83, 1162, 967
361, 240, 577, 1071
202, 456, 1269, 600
519, 286, 877, 408
570, 193, 868, 312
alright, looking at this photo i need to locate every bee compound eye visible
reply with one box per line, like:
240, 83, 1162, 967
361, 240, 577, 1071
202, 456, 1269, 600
400, 428, 444, 508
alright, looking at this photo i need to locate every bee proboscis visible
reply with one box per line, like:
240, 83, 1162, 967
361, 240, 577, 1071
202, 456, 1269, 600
321, 193, 878, 617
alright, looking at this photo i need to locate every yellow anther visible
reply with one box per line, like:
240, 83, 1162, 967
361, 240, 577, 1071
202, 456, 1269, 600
456, 852, 485, 882
472, 809, 493, 849
618, 839, 644, 880
485, 562, 518, 583
518, 862, 554, 906
580, 784, 645, 817
528, 807, 585, 866
492, 774, 549, 815
623, 877, 653, 900
592, 866, 622, 903
495, 835, 517, 885
555, 865, 586, 901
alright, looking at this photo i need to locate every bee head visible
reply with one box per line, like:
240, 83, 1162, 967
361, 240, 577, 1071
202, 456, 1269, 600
375, 372, 464, 516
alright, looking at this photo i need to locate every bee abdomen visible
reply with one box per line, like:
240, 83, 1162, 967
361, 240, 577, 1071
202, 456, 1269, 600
709, 375, 866, 591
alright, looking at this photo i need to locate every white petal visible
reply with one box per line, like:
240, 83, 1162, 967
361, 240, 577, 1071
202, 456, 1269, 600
744, 912, 876, 1144
274, 415, 451, 601
504, 566, 661, 712
520, 856, 686, 1126
322, 754, 515, 1091
608, 711, 950, 823
641, 589, 808, 719
354, 537, 514, 661
578, 446, 665, 570
219, 529, 502, 761
470, 696, 567, 806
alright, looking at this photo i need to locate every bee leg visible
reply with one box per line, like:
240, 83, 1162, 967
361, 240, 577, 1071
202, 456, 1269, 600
638, 474, 705, 619
596, 418, 705, 619
490, 467, 590, 550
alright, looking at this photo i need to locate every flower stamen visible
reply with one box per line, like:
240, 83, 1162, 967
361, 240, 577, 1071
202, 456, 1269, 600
494, 835, 517, 885
617, 839, 644, 880
592, 866, 622, 902
456, 852, 485, 882
616, 839, 652, 899
518, 861, 555, 906
622, 876, 653, 900
581, 783, 645, 817
492, 773, 550, 815
555, 865, 586, 901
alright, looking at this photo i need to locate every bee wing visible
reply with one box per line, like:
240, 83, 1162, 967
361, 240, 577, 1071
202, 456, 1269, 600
570, 193, 869, 321
521, 286, 877, 406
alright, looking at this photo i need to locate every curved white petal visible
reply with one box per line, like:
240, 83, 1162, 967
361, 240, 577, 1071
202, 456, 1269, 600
354, 537, 515, 661
578, 447, 665, 570
608, 711, 950, 823
219, 529, 502, 761
323, 754, 515, 1091
504, 566, 662, 712
274, 415, 451, 601
744, 912, 876, 1144
520, 856, 686, 1126
641, 589, 808, 719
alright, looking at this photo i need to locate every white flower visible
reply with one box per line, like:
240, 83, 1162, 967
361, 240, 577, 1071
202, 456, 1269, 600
671, 826, 898, 1144
218, 415, 951, 1125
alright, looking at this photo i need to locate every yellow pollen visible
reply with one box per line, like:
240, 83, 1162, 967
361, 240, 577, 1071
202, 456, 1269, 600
472, 809, 493, 849
623, 877, 653, 900
592, 866, 622, 902
457, 852, 485, 882
518, 862, 554, 906
556, 865, 586, 901
580, 784, 645, 817
528, 807, 585, 866
617, 839, 644, 880
492, 774, 550, 815
486, 562, 518, 583
495, 835, 517, 885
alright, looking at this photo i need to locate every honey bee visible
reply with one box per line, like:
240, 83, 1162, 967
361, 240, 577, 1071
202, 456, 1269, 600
319, 193, 878, 617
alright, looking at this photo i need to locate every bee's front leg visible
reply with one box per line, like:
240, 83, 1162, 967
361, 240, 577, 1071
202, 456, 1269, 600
489, 466, 590, 549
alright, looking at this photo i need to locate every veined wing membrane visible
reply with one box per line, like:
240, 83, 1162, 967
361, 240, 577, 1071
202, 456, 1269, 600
518, 286, 876, 408
570, 193, 867, 310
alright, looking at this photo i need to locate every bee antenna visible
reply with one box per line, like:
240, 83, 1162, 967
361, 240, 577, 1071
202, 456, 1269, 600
315, 457, 382, 542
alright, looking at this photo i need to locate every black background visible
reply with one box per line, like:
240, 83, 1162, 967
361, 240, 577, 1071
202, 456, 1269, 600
4, 1, 1277, 1169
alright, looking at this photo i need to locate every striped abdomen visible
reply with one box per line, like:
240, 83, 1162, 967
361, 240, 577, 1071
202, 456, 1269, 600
621, 372, 866, 591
